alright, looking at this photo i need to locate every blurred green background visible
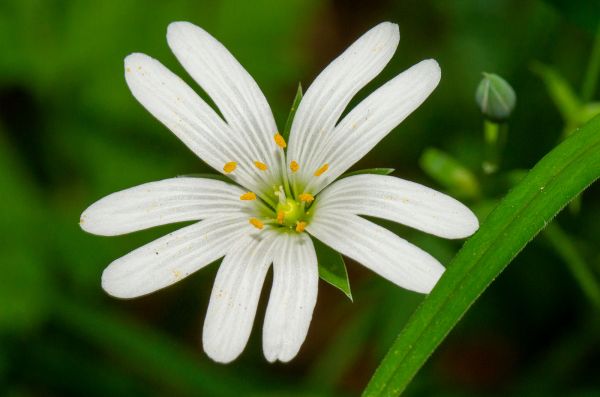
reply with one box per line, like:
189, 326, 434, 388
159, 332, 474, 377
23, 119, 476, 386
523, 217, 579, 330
1, 0, 599, 396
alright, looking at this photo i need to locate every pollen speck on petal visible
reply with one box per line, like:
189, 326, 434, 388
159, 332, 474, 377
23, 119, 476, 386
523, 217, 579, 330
223, 162, 237, 173
274, 133, 287, 148
240, 192, 256, 201
290, 160, 299, 173
314, 163, 329, 176
249, 218, 264, 230
254, 161, 268, 171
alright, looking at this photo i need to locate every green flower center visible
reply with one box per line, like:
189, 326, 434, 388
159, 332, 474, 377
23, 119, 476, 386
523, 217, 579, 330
276, 198, 305, 228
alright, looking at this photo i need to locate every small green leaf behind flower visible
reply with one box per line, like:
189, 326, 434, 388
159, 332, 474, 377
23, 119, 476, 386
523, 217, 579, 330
312, 238, 352, 301
282, 83, 303, 142
340, 168, 395, 179
475, 72, 516, 122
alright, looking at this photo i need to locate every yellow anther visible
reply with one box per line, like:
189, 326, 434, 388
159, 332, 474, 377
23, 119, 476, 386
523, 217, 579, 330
298, 193, 314, 203
223, 162, 237, 173
240, 192, 256, 201
249, 218, 264, 230
295, 221, 307, 233
276, 210, 285, 225
254, 161, 268, 171
290, 160, 299, 173
274, 133, 287, 148
314, 163, 329, 176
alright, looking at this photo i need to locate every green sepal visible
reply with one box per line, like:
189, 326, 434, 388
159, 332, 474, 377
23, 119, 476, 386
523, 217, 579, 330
282, 83, 303, 142
312, 237, 352, 302
340, 168, 395, 179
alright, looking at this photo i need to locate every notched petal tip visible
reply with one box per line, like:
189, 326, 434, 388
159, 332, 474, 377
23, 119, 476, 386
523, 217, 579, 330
263, 350, 295, 364
262, 336, 302, 363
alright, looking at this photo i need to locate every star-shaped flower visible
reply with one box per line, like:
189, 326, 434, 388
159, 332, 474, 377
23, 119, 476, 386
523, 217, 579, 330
80, 21, 478, 363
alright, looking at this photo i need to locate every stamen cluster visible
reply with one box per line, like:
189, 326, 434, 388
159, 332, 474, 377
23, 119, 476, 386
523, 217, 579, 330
229, 133, 327, 233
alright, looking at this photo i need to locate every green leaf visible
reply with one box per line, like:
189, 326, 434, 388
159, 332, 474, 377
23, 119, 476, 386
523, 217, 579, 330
312, 237, 352, 301
363, 115, 600, 396
340, 168, 395, 179
419, 148, 480, 199
282, 83, 303, 142
531, 62, 581, 123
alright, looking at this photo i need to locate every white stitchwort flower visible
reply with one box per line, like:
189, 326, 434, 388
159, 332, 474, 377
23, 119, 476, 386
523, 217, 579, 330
80, 21, 479, 363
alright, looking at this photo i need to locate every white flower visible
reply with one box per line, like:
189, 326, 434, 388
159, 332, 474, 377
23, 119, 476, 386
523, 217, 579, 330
80, 21, 478, 364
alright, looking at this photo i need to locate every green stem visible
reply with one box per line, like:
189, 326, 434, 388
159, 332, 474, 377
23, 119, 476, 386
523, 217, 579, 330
543, 223, 600, 309
581, 22, 600, 102
482, 120, 506, 174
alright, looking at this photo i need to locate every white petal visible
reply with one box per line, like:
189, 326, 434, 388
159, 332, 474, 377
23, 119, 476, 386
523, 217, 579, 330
307, 213, 444, 294
101, 215, 249, 298
203, 230, 280, 363
167, 22, 281, 185
124, 53, 270, 193
263, 232, 318, 363
314, 175, 478, 239
80, 178, 256, 236
287, 22, 399, 189
305, 59, 441, 194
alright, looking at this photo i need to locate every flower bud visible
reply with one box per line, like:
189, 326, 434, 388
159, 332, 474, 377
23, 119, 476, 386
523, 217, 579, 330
475, 73, 516, 122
